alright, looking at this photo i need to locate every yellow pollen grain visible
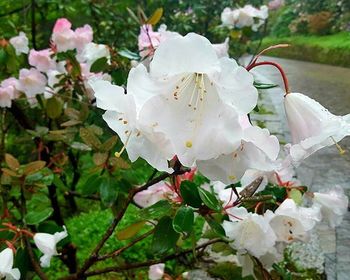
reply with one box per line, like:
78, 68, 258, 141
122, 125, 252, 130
229, 175, 236, 180
185, 141, 193, 148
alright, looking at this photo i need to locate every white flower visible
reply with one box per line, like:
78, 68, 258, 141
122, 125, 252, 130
133, 181, 176, 207
28, 49, 56, 73
284, 92, 350, 164
223, 207, 276, 257
77, 43, 110, 68
221, 8, 238, 26
74, 24, 93, 51
17, 68, 47, 99
0, 78, 18, 108
197, 126, 280, 184
148, 263, 165, 280
313, 186, 348, 228
9, 32, 29, 55
91, 80, 174, 172
51, 18, 76, 52
131, 33, 257, 167
33, 226, 68, 267
0, 248, 20, 280
266, 199, 321, 243
212, 38, 229, 58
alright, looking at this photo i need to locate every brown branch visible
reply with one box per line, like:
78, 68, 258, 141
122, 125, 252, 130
84, 238, 225, 278
24, 236, 48, 280
97, 229, 154, 262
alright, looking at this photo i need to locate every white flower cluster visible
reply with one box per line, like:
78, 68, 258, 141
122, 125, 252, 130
93, 30, 350, 277
1, 18, 111, 107
0, 227, 67, 279
221, 5, 269, 31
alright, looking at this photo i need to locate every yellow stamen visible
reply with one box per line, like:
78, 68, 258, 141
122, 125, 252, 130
229, 175, 236, 180
331, 136, 346, 155
115, 131, 132, 157
185, 141, 193, 148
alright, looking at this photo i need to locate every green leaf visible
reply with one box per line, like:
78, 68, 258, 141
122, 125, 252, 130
116, 221, 146, 240
118, 49, 141, 60
289, 189, 303, 205
90, 57, 108, 73
180, 181, 202, 208
25, 207, 53, 225
152, 216, 179, 254
25, 168, 54, 186
147, 8, 163, 25
198, 188, 221, 212
138, 200, 172, 220
205, 217, 225, 237
46, 96, 63, 119
100, 176, 118, 208
172, 206, 194, 234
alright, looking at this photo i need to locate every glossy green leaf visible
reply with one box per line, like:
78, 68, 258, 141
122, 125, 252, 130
100, 176, 118, 208
25, 207, 53, 225
82, 174, 102, 195
172, 206, 194, 234
198, 187, 221, 212
90, 57, 108, 73
205, 217, 225, 237
46, 96, 63, 119
180, 181, 202, 208
138, 199, 172, 220
152, 216, 179, 254
118, 49, 140, 60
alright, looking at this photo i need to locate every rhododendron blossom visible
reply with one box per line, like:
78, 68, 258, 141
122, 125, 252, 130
130, 33, 257, 166
74, 24, 93, 50
197, 126, 280, 184
33, 226, 68, 267
223, 207, 276, 257
0, 248, 20, 280
29, 49, 56, 72
9, 32, 29, 55
0, 78, 18, 108
284, 92, 350, 164
148, 263, 165, 280
51, 18, 76, 52
18, 68, 47, 99
312, 186, 349, 228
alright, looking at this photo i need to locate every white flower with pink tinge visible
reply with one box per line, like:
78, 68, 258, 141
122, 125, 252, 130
28, 49, 56, 73
284, 92, 350, 164
51, 18, 76, 52
17, 68, 47, 99
74, 24, 93, 51
9, 32, 29, 55
0, 78, 19, 108
148, 263, 165, 280
0, 248, 20, 280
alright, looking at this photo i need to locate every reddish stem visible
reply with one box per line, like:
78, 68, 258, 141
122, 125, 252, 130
246, 61, 290, 95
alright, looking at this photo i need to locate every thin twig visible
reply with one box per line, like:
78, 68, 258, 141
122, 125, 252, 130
97, 229, 154, 262
84, 238, 225, 277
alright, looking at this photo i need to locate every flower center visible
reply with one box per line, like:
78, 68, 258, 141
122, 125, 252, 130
173, 73, 207, 110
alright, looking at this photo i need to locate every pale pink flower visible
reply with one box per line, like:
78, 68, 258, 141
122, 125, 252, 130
51, 18, 76, 52
75, 24, 93, 51
148, 263, 165, 280
133, 181, 176, 208
268, 0, 284, 10
138, 24, 161, 58
18, 68, 47, 99
9, 32, 29, 55
28, 49, 56, 72
0, 78, 17, 108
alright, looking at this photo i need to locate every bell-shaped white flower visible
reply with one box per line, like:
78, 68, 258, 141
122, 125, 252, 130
134, 181, 177, 207
266, 199, 321, 243
284, 92, 350, 164
312, 186, 348, 228
0, 248, 20, 280
9, 32, 29, 55
91, 80, 173, 172
28, 49, 56, 73
77, 43, 110, 68
148, 263, 165, 280
18, 68, 47, 99
197, 126, 280, 184
125, 33, 257, 167
223, 207, 276, 257
33, 226, 68, 267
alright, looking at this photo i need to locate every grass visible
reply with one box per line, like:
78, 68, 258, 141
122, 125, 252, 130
256, 32, 350, 67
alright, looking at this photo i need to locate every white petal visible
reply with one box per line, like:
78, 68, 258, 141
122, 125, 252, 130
0, 248, 14, 273
150, 33, 220, 77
